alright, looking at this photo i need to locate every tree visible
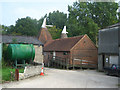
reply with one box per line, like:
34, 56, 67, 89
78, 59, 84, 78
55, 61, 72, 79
67, 2, 98, 43
67, 1, 119, 43
88, 2, 118, 28
118, 12, 120, 22
47, 10, 67, 29
48, 26, 62, 39
14, 17, 38, 36
7, 25, 15, 35
1, 25, 8, 34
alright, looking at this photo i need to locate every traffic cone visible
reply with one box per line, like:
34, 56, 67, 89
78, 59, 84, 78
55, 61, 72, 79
40, 67, 44, 76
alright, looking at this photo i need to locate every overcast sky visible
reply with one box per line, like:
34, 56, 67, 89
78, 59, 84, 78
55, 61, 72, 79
0, 0, 119, 26
0, 0, 77, 26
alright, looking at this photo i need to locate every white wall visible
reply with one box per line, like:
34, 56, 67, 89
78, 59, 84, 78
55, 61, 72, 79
34, 45, 43, 64
19, 65, 42, 80
109, 55, 118, 67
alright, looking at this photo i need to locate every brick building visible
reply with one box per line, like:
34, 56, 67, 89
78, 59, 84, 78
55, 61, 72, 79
44, 34, 98, 69
38, 19, 98, 69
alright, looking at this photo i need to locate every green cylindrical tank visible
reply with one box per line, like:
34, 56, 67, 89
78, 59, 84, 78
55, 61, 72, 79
7, 44, 35, 62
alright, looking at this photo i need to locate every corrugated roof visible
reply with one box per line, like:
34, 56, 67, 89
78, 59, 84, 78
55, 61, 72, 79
1, 35, 43, 45
44, 35, 84, 51
98, 25, 120, 54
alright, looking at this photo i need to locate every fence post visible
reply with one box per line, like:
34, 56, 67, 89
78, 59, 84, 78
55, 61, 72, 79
48, 55, 49, 67
66, 59, 68, 70
15, 69, 19, 81
81, 59, 82, 70
73, 59, 75, 70
88, 61, 89, 70
60, 60, 62, 69
48, 61, 49, 67
63, 59, 67, 69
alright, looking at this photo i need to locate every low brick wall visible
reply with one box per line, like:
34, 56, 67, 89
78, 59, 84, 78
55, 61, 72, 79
19, 65, 43, 80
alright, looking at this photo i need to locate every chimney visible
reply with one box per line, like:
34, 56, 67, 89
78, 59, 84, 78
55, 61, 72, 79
61, 26, 68, 39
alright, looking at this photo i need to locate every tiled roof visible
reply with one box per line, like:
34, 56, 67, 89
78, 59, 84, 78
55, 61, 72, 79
44, 35, 84, 51
1, 35, 43, 45
38, 28, 52, 44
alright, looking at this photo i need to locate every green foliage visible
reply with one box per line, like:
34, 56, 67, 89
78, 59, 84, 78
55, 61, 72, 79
118, 12, 120, 22
7, 25, 15, 35
67, 2, 99, 43
2, 44, 8, 63
0, 25, 8, 34
88, 2, 119, 28
47, 10, 67, 29
48, 26, 62, 39
1, 67, 24, 82
67, 1, 119, 43
3, 17, 40, 36
1, 58, 8, 68
12, 38, 18, 44
14, 17, 38, 36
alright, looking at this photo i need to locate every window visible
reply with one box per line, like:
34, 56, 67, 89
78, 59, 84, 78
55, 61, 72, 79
63, 52, 68, 55
50, 52, 53, 54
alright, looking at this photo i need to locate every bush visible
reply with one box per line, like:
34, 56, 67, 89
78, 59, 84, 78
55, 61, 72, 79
2, 44, 8, 61
1, 67, 24, 82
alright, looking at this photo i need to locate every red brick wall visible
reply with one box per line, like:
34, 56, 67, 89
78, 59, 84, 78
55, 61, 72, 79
70, 35, 98, 66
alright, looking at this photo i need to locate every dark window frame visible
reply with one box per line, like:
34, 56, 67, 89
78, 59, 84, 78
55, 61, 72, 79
63, 52, 68, 55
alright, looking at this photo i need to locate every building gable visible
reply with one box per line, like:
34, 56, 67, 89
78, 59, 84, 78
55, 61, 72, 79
71, 34, 97, 51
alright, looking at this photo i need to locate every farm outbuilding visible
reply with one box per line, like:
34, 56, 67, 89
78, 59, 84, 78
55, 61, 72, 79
44, 34, 98, 69
1, 35, 44, 64
98, 23, 120, 71
37, 19, 98, 69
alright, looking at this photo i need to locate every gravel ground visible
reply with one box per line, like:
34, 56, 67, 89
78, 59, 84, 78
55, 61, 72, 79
1, 68, 119, 88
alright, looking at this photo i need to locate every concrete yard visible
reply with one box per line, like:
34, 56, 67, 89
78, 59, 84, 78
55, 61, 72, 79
1, 68, 119, 88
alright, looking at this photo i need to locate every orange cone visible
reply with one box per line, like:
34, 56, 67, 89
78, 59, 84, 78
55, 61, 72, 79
40, 67, 44, 76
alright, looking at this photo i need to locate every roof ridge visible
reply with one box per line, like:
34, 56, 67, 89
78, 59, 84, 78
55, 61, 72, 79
44, 35, 85, 51
55, 35, 84, 41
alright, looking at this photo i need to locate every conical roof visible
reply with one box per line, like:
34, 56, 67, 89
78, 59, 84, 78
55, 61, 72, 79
38, 18, 52, 44
38, 28, 52, 44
